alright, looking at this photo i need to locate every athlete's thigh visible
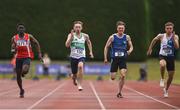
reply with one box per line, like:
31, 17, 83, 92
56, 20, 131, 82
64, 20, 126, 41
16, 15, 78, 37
118, 58, 127, 70
70, 58, 78, 74
159, 56, 167, 66
16, 58, 23, 73
110, 58, 119, 73
78, 58, 85, 68
22, 58, 31, 71
166, 57, 175, 72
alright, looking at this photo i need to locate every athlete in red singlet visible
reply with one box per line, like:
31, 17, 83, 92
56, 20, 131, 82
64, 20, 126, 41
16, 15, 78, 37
11, 23, 43, 98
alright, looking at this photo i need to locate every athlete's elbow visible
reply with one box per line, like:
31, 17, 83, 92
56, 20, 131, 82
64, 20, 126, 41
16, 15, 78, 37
65, 43, 70, 48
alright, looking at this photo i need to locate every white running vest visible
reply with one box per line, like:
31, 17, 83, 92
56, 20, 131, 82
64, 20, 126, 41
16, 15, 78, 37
159, 33, 174, 56
70, 33, 86, 59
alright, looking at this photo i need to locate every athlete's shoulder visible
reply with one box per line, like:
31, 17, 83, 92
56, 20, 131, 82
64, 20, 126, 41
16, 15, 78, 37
175, 34, 179, 39
125, 34, 131, 41
82, 33, 89, 40
157, 33, 164, 38
82, 32, 89, 37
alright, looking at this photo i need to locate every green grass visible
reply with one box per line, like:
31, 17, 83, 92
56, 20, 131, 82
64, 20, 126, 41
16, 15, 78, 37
0, 59, 180, 84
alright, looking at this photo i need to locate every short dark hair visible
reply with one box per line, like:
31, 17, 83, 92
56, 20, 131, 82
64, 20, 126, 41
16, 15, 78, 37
16, 23, 25, 28
116, 21, 126, 27
73, 21, 83, 26
165, 22, 174, 27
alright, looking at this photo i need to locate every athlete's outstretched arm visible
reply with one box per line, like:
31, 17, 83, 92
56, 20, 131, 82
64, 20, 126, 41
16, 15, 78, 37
104, 35, 113, 64
127, 35, 133, 55
85, 34, 94, 58
11, 37, 16, 54
172, 32, 179, 49
147, 34, 161, 56
65, 30, 74, 48
29, 35, 42, 60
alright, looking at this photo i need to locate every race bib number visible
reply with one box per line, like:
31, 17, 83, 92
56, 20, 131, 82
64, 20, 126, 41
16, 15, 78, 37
162, 48, 172, 54
72, 48, 84, 54
115, 52, 124, 57
17, 40, 28, 46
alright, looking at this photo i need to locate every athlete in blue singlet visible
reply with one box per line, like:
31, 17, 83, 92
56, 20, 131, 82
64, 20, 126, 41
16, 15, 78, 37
147, 22, 179, 97
104, 21, 133, 98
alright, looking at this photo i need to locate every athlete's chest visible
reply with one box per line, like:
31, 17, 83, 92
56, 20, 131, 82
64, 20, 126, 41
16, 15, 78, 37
16, 39, 29, 46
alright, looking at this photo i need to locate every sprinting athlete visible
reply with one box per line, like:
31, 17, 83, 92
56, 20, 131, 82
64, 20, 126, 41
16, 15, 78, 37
11, 23, 42, 98
65, 21, 94, 91
104, 21, 133, 98
147, 22, 179, 98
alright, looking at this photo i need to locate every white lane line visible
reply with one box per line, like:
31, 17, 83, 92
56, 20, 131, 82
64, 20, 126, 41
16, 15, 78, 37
27, 82, 66, 110
89, 81, 106, 110
125, 86, 179, 109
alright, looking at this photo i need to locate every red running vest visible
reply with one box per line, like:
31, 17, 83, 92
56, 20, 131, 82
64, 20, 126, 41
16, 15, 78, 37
13, 33, 34, 59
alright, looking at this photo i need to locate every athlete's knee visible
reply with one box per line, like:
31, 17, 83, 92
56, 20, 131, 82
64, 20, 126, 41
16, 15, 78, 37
78, 62, 84, 71
160, 60, 166, 68
168, 72, 174, 79
22, 65, 30, 74
120, 69, 127, 79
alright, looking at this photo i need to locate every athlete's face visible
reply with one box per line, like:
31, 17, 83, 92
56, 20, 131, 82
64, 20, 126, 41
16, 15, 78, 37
165, 25, 173, 34
17, 25, 25, 34
73, 23, 82, 33
117, 25, 125, 35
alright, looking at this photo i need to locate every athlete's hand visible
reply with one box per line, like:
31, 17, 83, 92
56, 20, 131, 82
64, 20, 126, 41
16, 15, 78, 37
70, 29, 74, 39
104, 58, 108, 64
127, 50, 131, 55
147, 48, 152, 56
172, 31, 175, 40
89, 52, 94, 59
38, 53, 43, 63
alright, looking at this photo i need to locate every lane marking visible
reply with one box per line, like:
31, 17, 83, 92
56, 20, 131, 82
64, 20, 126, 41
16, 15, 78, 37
125, 86, 179, 109
89, 81, 106, 110
27, 82, 66, 110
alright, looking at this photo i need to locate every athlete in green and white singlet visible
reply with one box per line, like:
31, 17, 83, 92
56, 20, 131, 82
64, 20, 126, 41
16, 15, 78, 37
65, 21, 94, 91
70, 33, 86, 59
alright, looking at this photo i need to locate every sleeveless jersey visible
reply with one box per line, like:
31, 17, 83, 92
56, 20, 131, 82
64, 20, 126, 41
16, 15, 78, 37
70, 33, 86, 59
13, 33, 34, 59
159, 33, 175, 56
111, 34, 128, 58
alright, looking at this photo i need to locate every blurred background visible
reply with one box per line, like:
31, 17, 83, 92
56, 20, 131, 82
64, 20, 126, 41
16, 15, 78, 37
0, 0, 180, 83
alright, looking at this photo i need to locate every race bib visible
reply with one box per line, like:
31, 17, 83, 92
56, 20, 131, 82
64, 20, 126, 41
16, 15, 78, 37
115, 51, 124, 57
17, 40, 28, 46
162, 48, 172, 54
72, 48, 84, 54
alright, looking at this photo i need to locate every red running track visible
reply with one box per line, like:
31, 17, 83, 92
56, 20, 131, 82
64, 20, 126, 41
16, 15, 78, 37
0, 79, 180, 110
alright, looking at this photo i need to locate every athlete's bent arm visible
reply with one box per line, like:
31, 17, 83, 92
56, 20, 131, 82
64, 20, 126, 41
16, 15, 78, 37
127, 35, 133, 55
147, 34, 161, 55
65, 30, 74, 48
104, 36, 113, 63
173, 34, 179, 49
29, 35, 42, 59
11, 37, 16, 54
85, 34, 94, 58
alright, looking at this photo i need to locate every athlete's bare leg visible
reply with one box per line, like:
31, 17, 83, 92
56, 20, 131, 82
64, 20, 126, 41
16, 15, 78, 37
118, 69, 127, 98
166, 71, 174, 90
111, 72, 116, 80
159, 60, 166, 87
16, 69, 24, 98
77, 62, 84, 91
160, 60, 166, 79
22, 64, 30, 77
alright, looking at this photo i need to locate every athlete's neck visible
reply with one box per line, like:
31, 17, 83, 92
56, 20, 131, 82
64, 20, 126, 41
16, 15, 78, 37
75, 32, 81, 38
117, 33, 124, 37
166, 33, 172, 37
18, 33, 24, 38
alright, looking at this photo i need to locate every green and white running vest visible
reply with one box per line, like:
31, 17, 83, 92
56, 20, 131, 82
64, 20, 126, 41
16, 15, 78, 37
70, 33, 86, 59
